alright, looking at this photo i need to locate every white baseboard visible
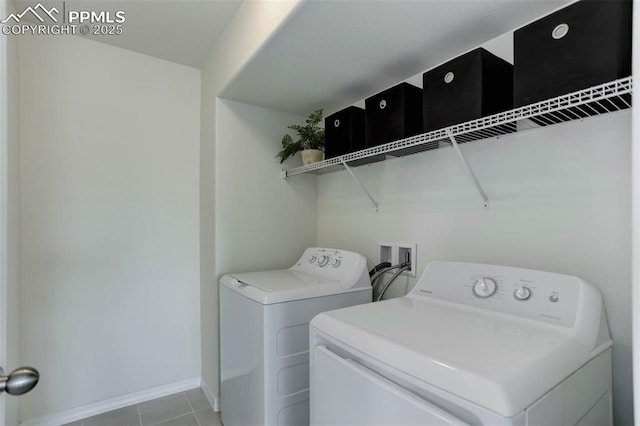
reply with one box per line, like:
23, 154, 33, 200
200, 379, 220, 412
20, 377, 202, 426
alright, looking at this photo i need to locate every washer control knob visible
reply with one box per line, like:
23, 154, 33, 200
332, 258, 341, 268
514, 286, 531, 301
308, 256, 317, 264
318, 255, 330, 267
473, 277, 497, 298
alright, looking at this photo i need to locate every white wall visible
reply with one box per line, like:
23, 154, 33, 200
199, 0, 303, 404
18, 35, 201, 421
215, 98, 317, 275
317, 112, 632, 424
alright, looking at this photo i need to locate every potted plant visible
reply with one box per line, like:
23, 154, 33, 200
276, 109, 325, 165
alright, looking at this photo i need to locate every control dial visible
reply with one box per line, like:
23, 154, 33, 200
473, 277, 497, 298
308, 256, 317, 264
317, 255, 330, 267
332, 258, 341, 268
514, 286, 532, 301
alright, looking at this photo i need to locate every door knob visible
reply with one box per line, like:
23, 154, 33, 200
0, 367, 39, 395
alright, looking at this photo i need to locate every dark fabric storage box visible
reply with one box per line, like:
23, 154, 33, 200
365, 82, 423, 148
513, 0, 632, 108
325, 106, 366, 159
422, 47, 513, 132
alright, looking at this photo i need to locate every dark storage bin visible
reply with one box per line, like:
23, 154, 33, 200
513, 0, 632, 107
422, 48, 513, 132
325, 106, 366, 159
365, 83, 423, 148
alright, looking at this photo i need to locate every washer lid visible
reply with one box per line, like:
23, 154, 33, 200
221, 270, 367, 304
310, 296, 611, 417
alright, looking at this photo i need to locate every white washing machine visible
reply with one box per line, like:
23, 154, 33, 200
220, 247, 371, 426
310, 261, 613, 426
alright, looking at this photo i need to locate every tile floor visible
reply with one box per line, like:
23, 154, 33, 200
62, 388, 221, 426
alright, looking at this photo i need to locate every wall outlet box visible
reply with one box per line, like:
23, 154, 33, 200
397, 243, 417, 277
378, 242, 396, 265
378, 242, 417, 278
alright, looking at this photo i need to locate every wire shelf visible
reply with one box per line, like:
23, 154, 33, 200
284, 77, 632, 177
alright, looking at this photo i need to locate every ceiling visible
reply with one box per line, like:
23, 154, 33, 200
9, 0, 573, 111
221, 0, 573, 115
11, 0, 244, 68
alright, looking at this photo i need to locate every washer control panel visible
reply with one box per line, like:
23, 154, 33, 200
305, 248, 345, 269
292, 248, 367, 284
411, 262, 584, 327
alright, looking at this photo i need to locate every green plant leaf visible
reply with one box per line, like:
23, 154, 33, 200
281, 134, 293, 147
276, 109, 325, 163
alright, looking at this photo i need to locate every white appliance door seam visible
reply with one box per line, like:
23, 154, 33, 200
311, 345, 469, 426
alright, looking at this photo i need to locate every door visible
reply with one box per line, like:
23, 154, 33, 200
0, 0, 10, 420
1, 6, 39, 425
310, 346, 468, 426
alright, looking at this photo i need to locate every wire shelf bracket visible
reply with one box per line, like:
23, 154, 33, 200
448, 132, 489, 209
341, 159, 379, 212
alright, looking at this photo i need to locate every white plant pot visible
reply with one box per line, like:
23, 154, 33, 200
301, 149, 324, 165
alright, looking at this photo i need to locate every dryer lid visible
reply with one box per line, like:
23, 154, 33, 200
221, 270, 368, 305
310, 296, 611, 417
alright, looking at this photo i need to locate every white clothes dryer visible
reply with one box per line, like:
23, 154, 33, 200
220, 248, 371, 426
310, 261, 612, 426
